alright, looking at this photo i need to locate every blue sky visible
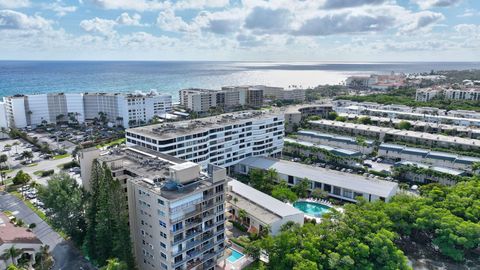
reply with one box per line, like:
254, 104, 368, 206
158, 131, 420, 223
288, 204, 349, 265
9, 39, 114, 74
0, 0, 479, 61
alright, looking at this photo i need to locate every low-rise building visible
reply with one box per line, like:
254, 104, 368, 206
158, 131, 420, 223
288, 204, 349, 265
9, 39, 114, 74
235, 157, 398, 202
227, 179, 304, 235
310, 119, 480, 151
0, 212, 43, 269
393, 161, 467, 186
346, 72, 406, 90
378, 143, 480, 172
296, 130, 375, 154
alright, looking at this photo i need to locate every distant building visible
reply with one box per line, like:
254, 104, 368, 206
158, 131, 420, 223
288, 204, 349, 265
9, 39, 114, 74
445, 88, 480, 101
346, 72, 406, 90
393, 161, 467, 186
125, 110, 284, 169
2, 91, 172, 128
256, 85, 306, 101
284, 104, 333, 132
179, 86, 264, 113
415, 88, 444, 102
235, 156, 399, 202
227, 179, 304, 235
296, 130, 375, 155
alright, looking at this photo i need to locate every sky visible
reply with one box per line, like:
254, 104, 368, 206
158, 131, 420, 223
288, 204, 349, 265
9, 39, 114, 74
0, 0, 479, 61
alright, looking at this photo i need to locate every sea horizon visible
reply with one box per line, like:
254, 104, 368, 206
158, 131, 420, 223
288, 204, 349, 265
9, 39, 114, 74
1, 60, 479, 101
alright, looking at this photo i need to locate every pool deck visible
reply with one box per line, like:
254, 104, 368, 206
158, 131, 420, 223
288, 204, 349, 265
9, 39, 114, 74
217, 243, 254, 270
290, 198, 344, 223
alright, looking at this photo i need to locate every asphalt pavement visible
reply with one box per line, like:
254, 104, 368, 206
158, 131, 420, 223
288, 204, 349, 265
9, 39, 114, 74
0, 192, 95, 270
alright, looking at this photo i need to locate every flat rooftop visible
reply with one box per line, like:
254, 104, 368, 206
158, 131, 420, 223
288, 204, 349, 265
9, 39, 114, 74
127, 110, 283, 139
228, 180, 303, 224
239, 157, 398, 198
285, 138, 361, 157
310, 120, 480, 147
98, 146, 217, 201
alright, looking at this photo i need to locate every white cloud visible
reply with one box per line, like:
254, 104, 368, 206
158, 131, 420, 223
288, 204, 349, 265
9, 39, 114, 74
322, 0, 389, 9
80, 17, 117, 36
116, 12, 142, 26
0, 0, 30, 9
399, 11, 444, 33
43, 2, 77, 17
412, 0, 462, 10
0, 10, 51, 30
156, 8, 197, 32
173, 0, 230, 10
457, 9, 479, 18
89, 0, 166, 11
244, 7, 292, 33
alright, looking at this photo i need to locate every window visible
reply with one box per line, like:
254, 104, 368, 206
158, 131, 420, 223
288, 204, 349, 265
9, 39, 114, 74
288, 175, 294, 184
323, 184, 331, 193
158, 199, 164, 205
159, 220, 166, 228
160, 242, 166, 249
172, 222, 183, 232
333, 186, 341, 195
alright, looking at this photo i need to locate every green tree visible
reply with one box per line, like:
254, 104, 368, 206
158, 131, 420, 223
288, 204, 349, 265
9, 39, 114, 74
311, 188, 328, 200
0, 154, 8, 167
293, 178, 310, 198
33, 245, 53, 270
271, 181, 298, 202
20, 150, 33, 162
100, 258, 128, 270
12, 170, 31, 186
396, 120, 412, 130
357, 116, 372, 125
327, 112, 338, 120
335, 116, 347, 122
1, 246, 22, 266
38, 173, 86, 245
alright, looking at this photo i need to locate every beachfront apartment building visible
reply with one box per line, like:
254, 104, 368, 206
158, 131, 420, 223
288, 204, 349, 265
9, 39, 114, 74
125, 110, 285, 170
235, 156, 398, 202
80, 146, 227, 270
415, 87, 444, 102
445, 88, 480, 101
179, 86, 263, 113
2, 91, 172, 129
415, 87, 480, 102
227, 179, 304, 235
256, 85, 306, 101
346, 72, 406, 90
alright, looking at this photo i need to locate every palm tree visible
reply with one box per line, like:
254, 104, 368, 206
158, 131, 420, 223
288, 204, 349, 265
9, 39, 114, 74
34, 245, 51, 270
21, 151, 33, 162
12, 142, 19, 155
1, 246, 22, 266
238, 209, 247, 226
1, 171, 6, 186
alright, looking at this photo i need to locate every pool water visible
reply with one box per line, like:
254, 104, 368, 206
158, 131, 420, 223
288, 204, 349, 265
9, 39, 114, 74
293, 201, 331, 218
227, 248, 245, 263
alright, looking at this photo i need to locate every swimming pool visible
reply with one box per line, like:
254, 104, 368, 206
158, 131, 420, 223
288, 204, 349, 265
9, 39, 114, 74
293, 201, 331, 218
227, 248, 245, 263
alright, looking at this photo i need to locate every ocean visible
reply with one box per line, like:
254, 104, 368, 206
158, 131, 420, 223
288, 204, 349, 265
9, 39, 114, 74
1, 61, 479, 101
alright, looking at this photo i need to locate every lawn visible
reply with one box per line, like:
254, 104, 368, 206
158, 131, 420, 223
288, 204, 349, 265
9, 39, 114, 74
96, 138, 126, 149
0, 169, 14, 174
53, 153, 71, 160
26, 163, 38, 167
33, 170, 44, 176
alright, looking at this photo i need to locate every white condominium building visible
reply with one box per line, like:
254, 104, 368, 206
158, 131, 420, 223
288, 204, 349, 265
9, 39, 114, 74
445, 88, 480, 101
125, 110, 284, 169
254, 85, 306, 101
179, 86, 263, 113
415, 88, 444, 102
80, 146, 227, 270
2, 91, 172, 129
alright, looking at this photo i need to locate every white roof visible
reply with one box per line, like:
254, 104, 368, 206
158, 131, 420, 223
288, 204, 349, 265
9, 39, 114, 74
239, 157, 398, 198
228, 179, 303, 218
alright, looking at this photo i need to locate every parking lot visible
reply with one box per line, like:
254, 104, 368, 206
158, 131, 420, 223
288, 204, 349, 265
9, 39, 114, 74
0, 138, 79, 186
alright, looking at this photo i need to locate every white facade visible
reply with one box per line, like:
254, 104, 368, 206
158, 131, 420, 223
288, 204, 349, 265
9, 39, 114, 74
227, 180, 304, 235
445, 88, 480, 101
235, 157, 399, 202
3, 92, 172, 129
415, 88, 443, 102
126, 111, 284, 168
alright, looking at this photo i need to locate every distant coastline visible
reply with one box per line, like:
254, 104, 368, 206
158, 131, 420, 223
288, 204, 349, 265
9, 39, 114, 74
1, 61, 479, 100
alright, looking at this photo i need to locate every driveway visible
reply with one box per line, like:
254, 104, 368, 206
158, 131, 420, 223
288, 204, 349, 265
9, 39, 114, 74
0, 192, 95, 270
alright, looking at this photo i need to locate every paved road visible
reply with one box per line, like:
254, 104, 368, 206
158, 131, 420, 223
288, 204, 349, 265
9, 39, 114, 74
0, 192, 96, 270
